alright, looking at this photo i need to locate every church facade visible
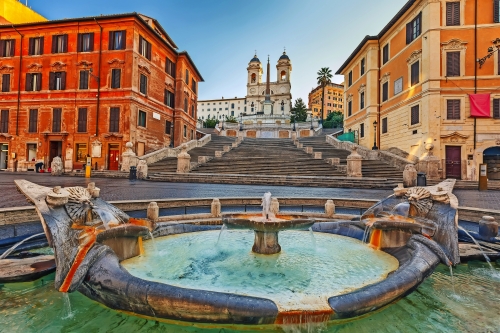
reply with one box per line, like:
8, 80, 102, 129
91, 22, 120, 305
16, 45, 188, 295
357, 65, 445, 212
197, 52, 292, 121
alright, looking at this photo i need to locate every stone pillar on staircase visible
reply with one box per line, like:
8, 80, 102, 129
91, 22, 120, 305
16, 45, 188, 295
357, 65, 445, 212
325, 200, 335, 217
147, 202, 159, 222
121, 142, 137, 172
347, 147, 363, 178
177, 145, 191, 173
403, 164, 417, 187
137, 160, 148, 179
211, 198, 221, 217
418, 143, 441, 180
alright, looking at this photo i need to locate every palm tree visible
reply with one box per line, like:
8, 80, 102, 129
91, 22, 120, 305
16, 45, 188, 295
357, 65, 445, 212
317, 67, 333, 123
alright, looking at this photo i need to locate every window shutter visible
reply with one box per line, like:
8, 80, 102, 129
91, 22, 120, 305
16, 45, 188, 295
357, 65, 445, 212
51, 36, 57, 53
89, 33, 94, 52
406, 22, 412, 44
494, 99, 500, 118
0, 40, 4, 57
446, 52, 460, 76
382, 82, 388, 102
139, 36, 143, 53
495, 1, 500, 23
60, 72, 66, 90
28, 38, 34, 55
10, 40, 15, 57
77, 34, 82, 52
79, 71, 85, 89
63, 35, 68, 53
121, 30, 126, 49
49, 72, 55, 90
26, 73, 32, 91
147, 41, 152, 60
36, 74, 42, 91
39, 37, 44, 55
447, 100, 460, 119
172, 63, 176, 78
446, 2, 453, 25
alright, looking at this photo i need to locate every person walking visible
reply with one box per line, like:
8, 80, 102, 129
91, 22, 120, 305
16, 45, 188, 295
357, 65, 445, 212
35, 159, 44, 173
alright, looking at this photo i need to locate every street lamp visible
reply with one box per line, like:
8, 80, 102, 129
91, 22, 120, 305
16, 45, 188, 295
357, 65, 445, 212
478, 38, 500, 68
239, 112, 243, 131
372, 120, 378, 150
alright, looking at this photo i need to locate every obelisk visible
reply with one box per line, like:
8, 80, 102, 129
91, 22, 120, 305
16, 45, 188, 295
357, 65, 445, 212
262, 56, 273, 114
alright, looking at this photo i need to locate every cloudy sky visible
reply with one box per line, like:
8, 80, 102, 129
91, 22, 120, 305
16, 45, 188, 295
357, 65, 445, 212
29, 0, 407, 101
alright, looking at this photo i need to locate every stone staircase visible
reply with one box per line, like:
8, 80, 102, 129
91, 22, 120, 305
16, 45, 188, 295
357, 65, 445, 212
189, 138, 346, 176
298, 136, 403, 180
147, 136, 237, 173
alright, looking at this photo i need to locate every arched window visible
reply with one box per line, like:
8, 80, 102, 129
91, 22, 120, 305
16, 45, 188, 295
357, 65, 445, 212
251, 73, 256, 83
281, 70, 286, 81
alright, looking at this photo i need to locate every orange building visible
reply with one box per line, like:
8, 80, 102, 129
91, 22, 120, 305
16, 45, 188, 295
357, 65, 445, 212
337, 0, 500, 180
0, 13, 203, 171
308, 82, 344, 119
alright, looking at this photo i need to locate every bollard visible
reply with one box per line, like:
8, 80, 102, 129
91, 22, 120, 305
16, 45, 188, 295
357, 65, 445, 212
147, 202, 159, 222
325, 200, 335, 217
211, 198, 221, 217
129, 166, 137, 180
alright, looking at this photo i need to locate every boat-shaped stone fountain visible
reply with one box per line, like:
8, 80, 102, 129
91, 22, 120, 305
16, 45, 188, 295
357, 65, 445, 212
12, 179, 459, 327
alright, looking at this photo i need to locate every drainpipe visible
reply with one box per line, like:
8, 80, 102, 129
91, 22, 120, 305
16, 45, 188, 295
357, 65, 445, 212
473, 0, 478, 151
12, 25, 23, 136
94, 18, 103, 137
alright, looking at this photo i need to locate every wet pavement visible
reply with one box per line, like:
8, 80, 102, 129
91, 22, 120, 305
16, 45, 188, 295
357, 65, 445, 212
0, 172, 498, 210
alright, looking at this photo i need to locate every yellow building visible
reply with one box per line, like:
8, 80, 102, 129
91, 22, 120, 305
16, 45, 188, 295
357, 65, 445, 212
337, 0, 500, 181
0, 0, 46, 24
308, 82, 344, 120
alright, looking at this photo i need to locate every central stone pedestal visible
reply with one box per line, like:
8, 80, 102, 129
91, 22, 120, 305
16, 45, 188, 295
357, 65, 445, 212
253, 231, 281, 254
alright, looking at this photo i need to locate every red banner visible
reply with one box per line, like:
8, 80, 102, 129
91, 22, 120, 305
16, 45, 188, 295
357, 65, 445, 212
469, 94, 491, 118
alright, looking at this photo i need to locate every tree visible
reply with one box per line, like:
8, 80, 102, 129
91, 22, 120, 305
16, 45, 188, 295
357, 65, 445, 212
203, 118, 217, 128
323, 111, 344, 128
290, 98, 308, 122
317, 67, 333, 122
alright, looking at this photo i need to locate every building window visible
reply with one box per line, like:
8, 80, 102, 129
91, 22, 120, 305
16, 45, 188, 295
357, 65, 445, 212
495, 1, 500, 23
185, 69, 189, 84
138, 110, 147, 127
109, 107, 120, 132
166, 58, 176, 77
382, 82, 388, 102
183, 125, 187, 137
111, 69, 121, 89
348, 71, 352, 86
493, 99, 500, 118
360, 123, 364, 138
446, 51, 460, 77
28, 109, 38, 133
394, 77, 403, 95
139, 74, 148, 95
191, 105, 195, 118
191, 78, 196, 93
446, 2, 460, 26
382, 117, 388, 134
0, 110, 8, 133
78, 33, 94, 52
0, 39, 15, 57
382, 44, 389, 64
446, 100, 461, 120
348, 100, 352, 116
406, 12, 422, 44
52, 108, 62, 132
49, 72, 66, 90
78, 108, 87, 132
360, 58, 365, 76
360, 92, 365, 109
75, 143, 87, 163
164, 90, 175, 108
25, 73, 41, 91
410, 61, 419, 86
28, 37, 44, 56
184, 98, 188, 112
411, 105, 419, 125
165, 120, 172, 134
79, 70, 89, 90
138, 36, 152, 60
1, 74, 10, 92
51, 35, 68, 53
109, 31, 126, 50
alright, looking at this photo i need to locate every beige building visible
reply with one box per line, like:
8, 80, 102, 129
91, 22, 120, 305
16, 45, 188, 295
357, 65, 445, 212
308, 83, 344, 119
336, 0, 500, 181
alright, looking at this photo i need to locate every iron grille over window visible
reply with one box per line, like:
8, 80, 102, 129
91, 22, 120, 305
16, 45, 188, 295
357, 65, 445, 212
28, 109, 38, 133
26, 73, 41, 91
411, 61, 419, 86
446, 52, 460, 77
382, 117, 388, 134
446, 2, 460, 26
51, 35, 68, 53
78, 108, 87, 132
411, 105, 419, 125
406, 12, 422, 44
446, 100, 461, 119
52, 108, 62, 132
28, 37, 44, 55
0, 110, 8, 133
109, 107, 120, 132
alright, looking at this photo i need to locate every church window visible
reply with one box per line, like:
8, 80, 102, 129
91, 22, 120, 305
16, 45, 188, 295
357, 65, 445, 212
281, 71, 286, 81
251, 73, 256, 83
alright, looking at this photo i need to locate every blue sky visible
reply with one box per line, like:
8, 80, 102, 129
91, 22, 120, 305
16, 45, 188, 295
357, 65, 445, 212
28, 0, 407, 101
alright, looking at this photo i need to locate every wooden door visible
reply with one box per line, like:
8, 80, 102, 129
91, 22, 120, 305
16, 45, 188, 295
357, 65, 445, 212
108, 148, 119, 170
49, 141, 62, 165
445, 146, 461, 179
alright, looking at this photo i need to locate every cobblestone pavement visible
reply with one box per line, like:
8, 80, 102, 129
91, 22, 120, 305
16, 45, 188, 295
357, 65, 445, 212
0, 172, 498, 210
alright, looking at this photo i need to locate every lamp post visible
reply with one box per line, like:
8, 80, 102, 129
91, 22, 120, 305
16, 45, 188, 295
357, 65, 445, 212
478, 38, 500, 68
291, 111, 296, 132
239, 112, 243, 131
372, 120, 378, 150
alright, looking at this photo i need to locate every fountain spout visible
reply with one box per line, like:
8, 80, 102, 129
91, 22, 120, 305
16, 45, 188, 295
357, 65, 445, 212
262, 192, 272, 220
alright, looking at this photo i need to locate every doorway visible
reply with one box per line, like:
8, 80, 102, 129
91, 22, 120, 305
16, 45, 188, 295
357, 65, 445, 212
0, 143, 8, 169
483, 146, 500, 180
445, 146, 462, 179
49, 141, 62, 166
108, 144, 120, 170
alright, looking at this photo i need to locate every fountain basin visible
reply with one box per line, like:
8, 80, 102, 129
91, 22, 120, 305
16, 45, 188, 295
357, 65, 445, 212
223, 214, 315, 254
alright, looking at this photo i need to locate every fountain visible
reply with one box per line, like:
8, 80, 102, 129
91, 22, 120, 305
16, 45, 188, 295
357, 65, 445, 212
9, 178, 463, 327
